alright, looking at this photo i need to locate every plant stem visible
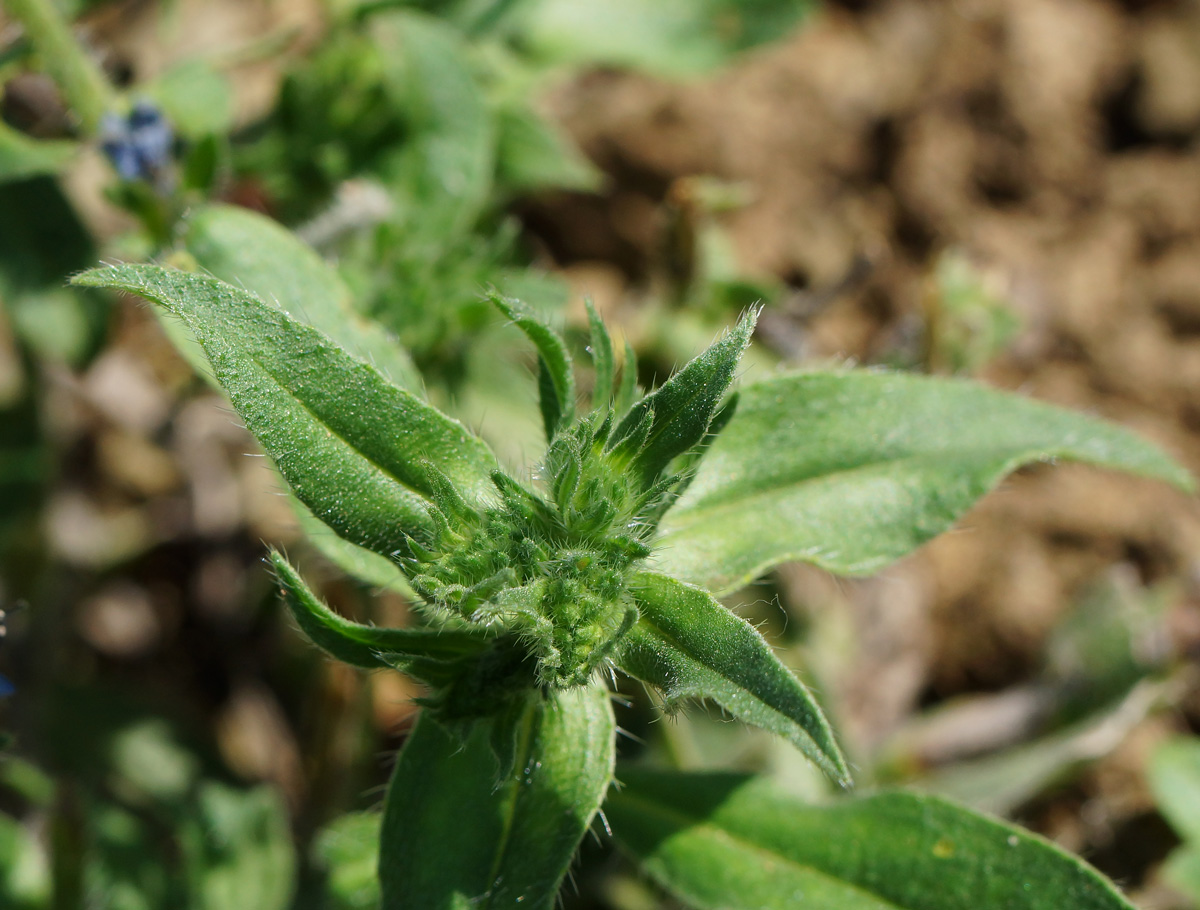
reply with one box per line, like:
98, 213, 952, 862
7, 0, 114, 134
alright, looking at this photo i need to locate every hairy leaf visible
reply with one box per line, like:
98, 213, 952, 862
617, 570, 847, 786
379, 687, 614, 910
607, 769, 1137, 910
609, 310, 756, 486
654, 370, 1194, 594
183, 203, 421, 391
490, 292, 575, 441
290, 498, 416, 596
73, 265, 497, 556
270, 550, 487, 673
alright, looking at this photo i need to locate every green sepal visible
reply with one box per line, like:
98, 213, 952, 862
490, 291, 576, 442
585, 298, 615, 409
607, 309, 757, 487
654, 369, 1196, 594
270, 550, 488, 674
615, 338, 639, 417
72, 265, 498, 558
606, 769, 1137, 910
379, 687, 615, 910
616, 570, 848, 787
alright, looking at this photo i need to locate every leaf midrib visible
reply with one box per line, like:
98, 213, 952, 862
663, 446, 1052, 533
611, 788, 905, 910
482, 703, 538, 910
629, 604, 822, 751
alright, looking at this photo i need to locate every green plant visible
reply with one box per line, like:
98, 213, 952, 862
1150, 736, 1200, 904
73, 241, 1192, 909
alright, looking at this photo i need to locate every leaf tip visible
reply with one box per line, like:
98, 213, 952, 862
69, 265, 122, 289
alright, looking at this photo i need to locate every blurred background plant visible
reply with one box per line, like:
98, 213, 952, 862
2, 0, 1200, 907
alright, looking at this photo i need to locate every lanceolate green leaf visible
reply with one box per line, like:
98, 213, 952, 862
72, 265, 497, 557
609, 310, 756, 486
183, 204, 422, 392
585, 299, 615, 409
654, 370, 1194, 594
606, 770, 1137, 910
379, 688, 614, 910
490, 292, 575, 441
617, 570, 848, 786
270, 550, 488, 672
615, 337, 638, 416
0, 121, 76, 184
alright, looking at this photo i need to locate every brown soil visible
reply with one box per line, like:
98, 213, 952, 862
533, 0, 1200, 718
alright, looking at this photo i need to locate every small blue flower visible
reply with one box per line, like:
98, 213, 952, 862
0, 675, 12, 699
101, 100, 174, 182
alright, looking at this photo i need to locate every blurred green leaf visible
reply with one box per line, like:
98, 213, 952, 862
238, 30, 402, 220
928, 251, 1021, 375
911, 680, 1163, 817
0, 121, 76, 183
607, 769, 1137, 910
0, 812, 51, 909
372, 11, 495, 239
0, 180, 89, 287
654, 370, 1195, 594
1150, 736, 1200, 845
1162, 846, 1200, 903
84, 802, 177, 910
493, 102, 600, 194
106, 719, 200, 804
8, 287, 92, 364
523, 0, 817, 75
144, 60, 234, 140
181, 783, 295, 910
315, 812, 382, 910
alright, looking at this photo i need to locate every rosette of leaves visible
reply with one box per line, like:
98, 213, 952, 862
74, 253, 1192, 910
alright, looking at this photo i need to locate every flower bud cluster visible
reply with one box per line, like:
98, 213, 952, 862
401, 414, 670, 690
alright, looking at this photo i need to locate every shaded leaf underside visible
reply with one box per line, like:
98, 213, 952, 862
607, 769, 1137, 910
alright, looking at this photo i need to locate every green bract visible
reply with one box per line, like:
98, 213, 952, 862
74, 250, 1191, 910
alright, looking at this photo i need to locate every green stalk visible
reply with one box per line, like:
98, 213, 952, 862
7, 0, 114, 133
